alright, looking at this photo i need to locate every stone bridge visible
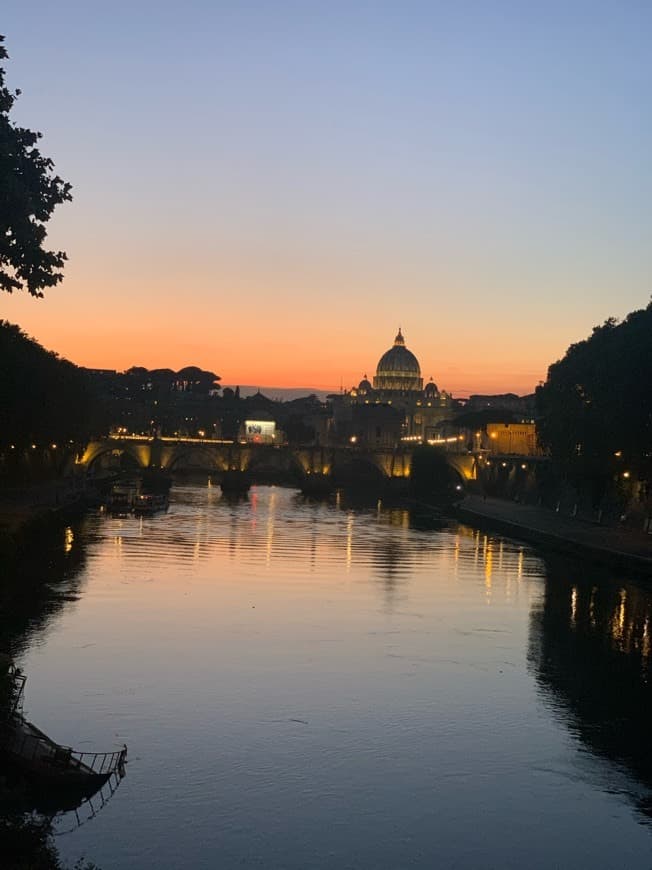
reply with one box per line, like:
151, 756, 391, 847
77, 436, 479, 486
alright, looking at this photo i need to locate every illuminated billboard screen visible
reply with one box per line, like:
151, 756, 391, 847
244, 420, 276, 443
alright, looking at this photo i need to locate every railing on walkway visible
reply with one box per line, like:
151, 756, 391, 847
70, 746, 128, 775
5, 724, 127, 777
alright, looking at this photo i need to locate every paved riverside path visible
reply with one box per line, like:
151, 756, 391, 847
456, 495, 652, 573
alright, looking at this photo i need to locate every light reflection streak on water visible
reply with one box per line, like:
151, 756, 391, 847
484, 541, 493, 602
612, 588, 627, 645
265, 489, 276, 567
345, 513, 354, 572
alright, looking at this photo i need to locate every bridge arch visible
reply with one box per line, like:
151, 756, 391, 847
445, 454, 477, 482
245, 445, 309, 483
163, 445, 227, 472
80, 440, 150, 472
292, 446, 338, 478
330, 453, 389, 489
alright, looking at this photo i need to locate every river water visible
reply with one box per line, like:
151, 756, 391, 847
6, 483, 652, 868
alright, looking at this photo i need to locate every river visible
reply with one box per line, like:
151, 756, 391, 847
5, 482, 652, 868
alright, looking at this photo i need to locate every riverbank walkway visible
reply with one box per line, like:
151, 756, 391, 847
457, 495, 652, 574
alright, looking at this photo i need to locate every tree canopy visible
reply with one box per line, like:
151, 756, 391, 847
536, 301, 652, 500
0, 35, 72, 297
0, 321, 92, 448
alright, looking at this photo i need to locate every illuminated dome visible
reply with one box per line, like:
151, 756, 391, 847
373, 329, 423, 392
424, 377, 439, 399
358, 375, 373, 395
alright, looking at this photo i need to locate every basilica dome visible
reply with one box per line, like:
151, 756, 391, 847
373, 329, 423, 392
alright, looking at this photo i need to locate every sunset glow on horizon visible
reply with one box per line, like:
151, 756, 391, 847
1, 2, 650, 397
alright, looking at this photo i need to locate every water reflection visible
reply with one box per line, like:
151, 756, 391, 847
0, 521, 88, 657
529, 556, 652, 815
89, 486, 516, 596
6, 484, 652, 869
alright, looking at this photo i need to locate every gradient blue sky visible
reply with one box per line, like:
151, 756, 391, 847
1, 1, 650, 394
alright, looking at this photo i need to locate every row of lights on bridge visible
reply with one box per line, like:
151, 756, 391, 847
7, 442, 69, 450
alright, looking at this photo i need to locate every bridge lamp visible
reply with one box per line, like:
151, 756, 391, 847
51, 443, 58, 449
350, 436, 357, 444
623, 471, 631, 479
521, 463, 527, 470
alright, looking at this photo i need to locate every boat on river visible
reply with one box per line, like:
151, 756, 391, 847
104, 473, 171, 515
105, 483, 136, 515
133, 491, 169, 514
0, 662, 127, 799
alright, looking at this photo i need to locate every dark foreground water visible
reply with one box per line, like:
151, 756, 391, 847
5, 484, 652, 868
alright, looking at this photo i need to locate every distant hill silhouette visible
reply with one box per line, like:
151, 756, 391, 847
224, 385, 333, 402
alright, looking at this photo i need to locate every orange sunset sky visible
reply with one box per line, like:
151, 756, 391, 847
2, 3, 650, 397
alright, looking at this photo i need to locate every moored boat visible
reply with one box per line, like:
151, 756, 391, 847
105, 484, 136, 515
133, 492, 169, 514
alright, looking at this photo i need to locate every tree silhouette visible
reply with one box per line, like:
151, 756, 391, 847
0, 35, 72, 297
536, 301, 652, 506
0, 321, 92, 451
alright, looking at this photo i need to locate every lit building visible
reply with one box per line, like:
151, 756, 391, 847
486, 422, 539, 455
331, 329, 457, 443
